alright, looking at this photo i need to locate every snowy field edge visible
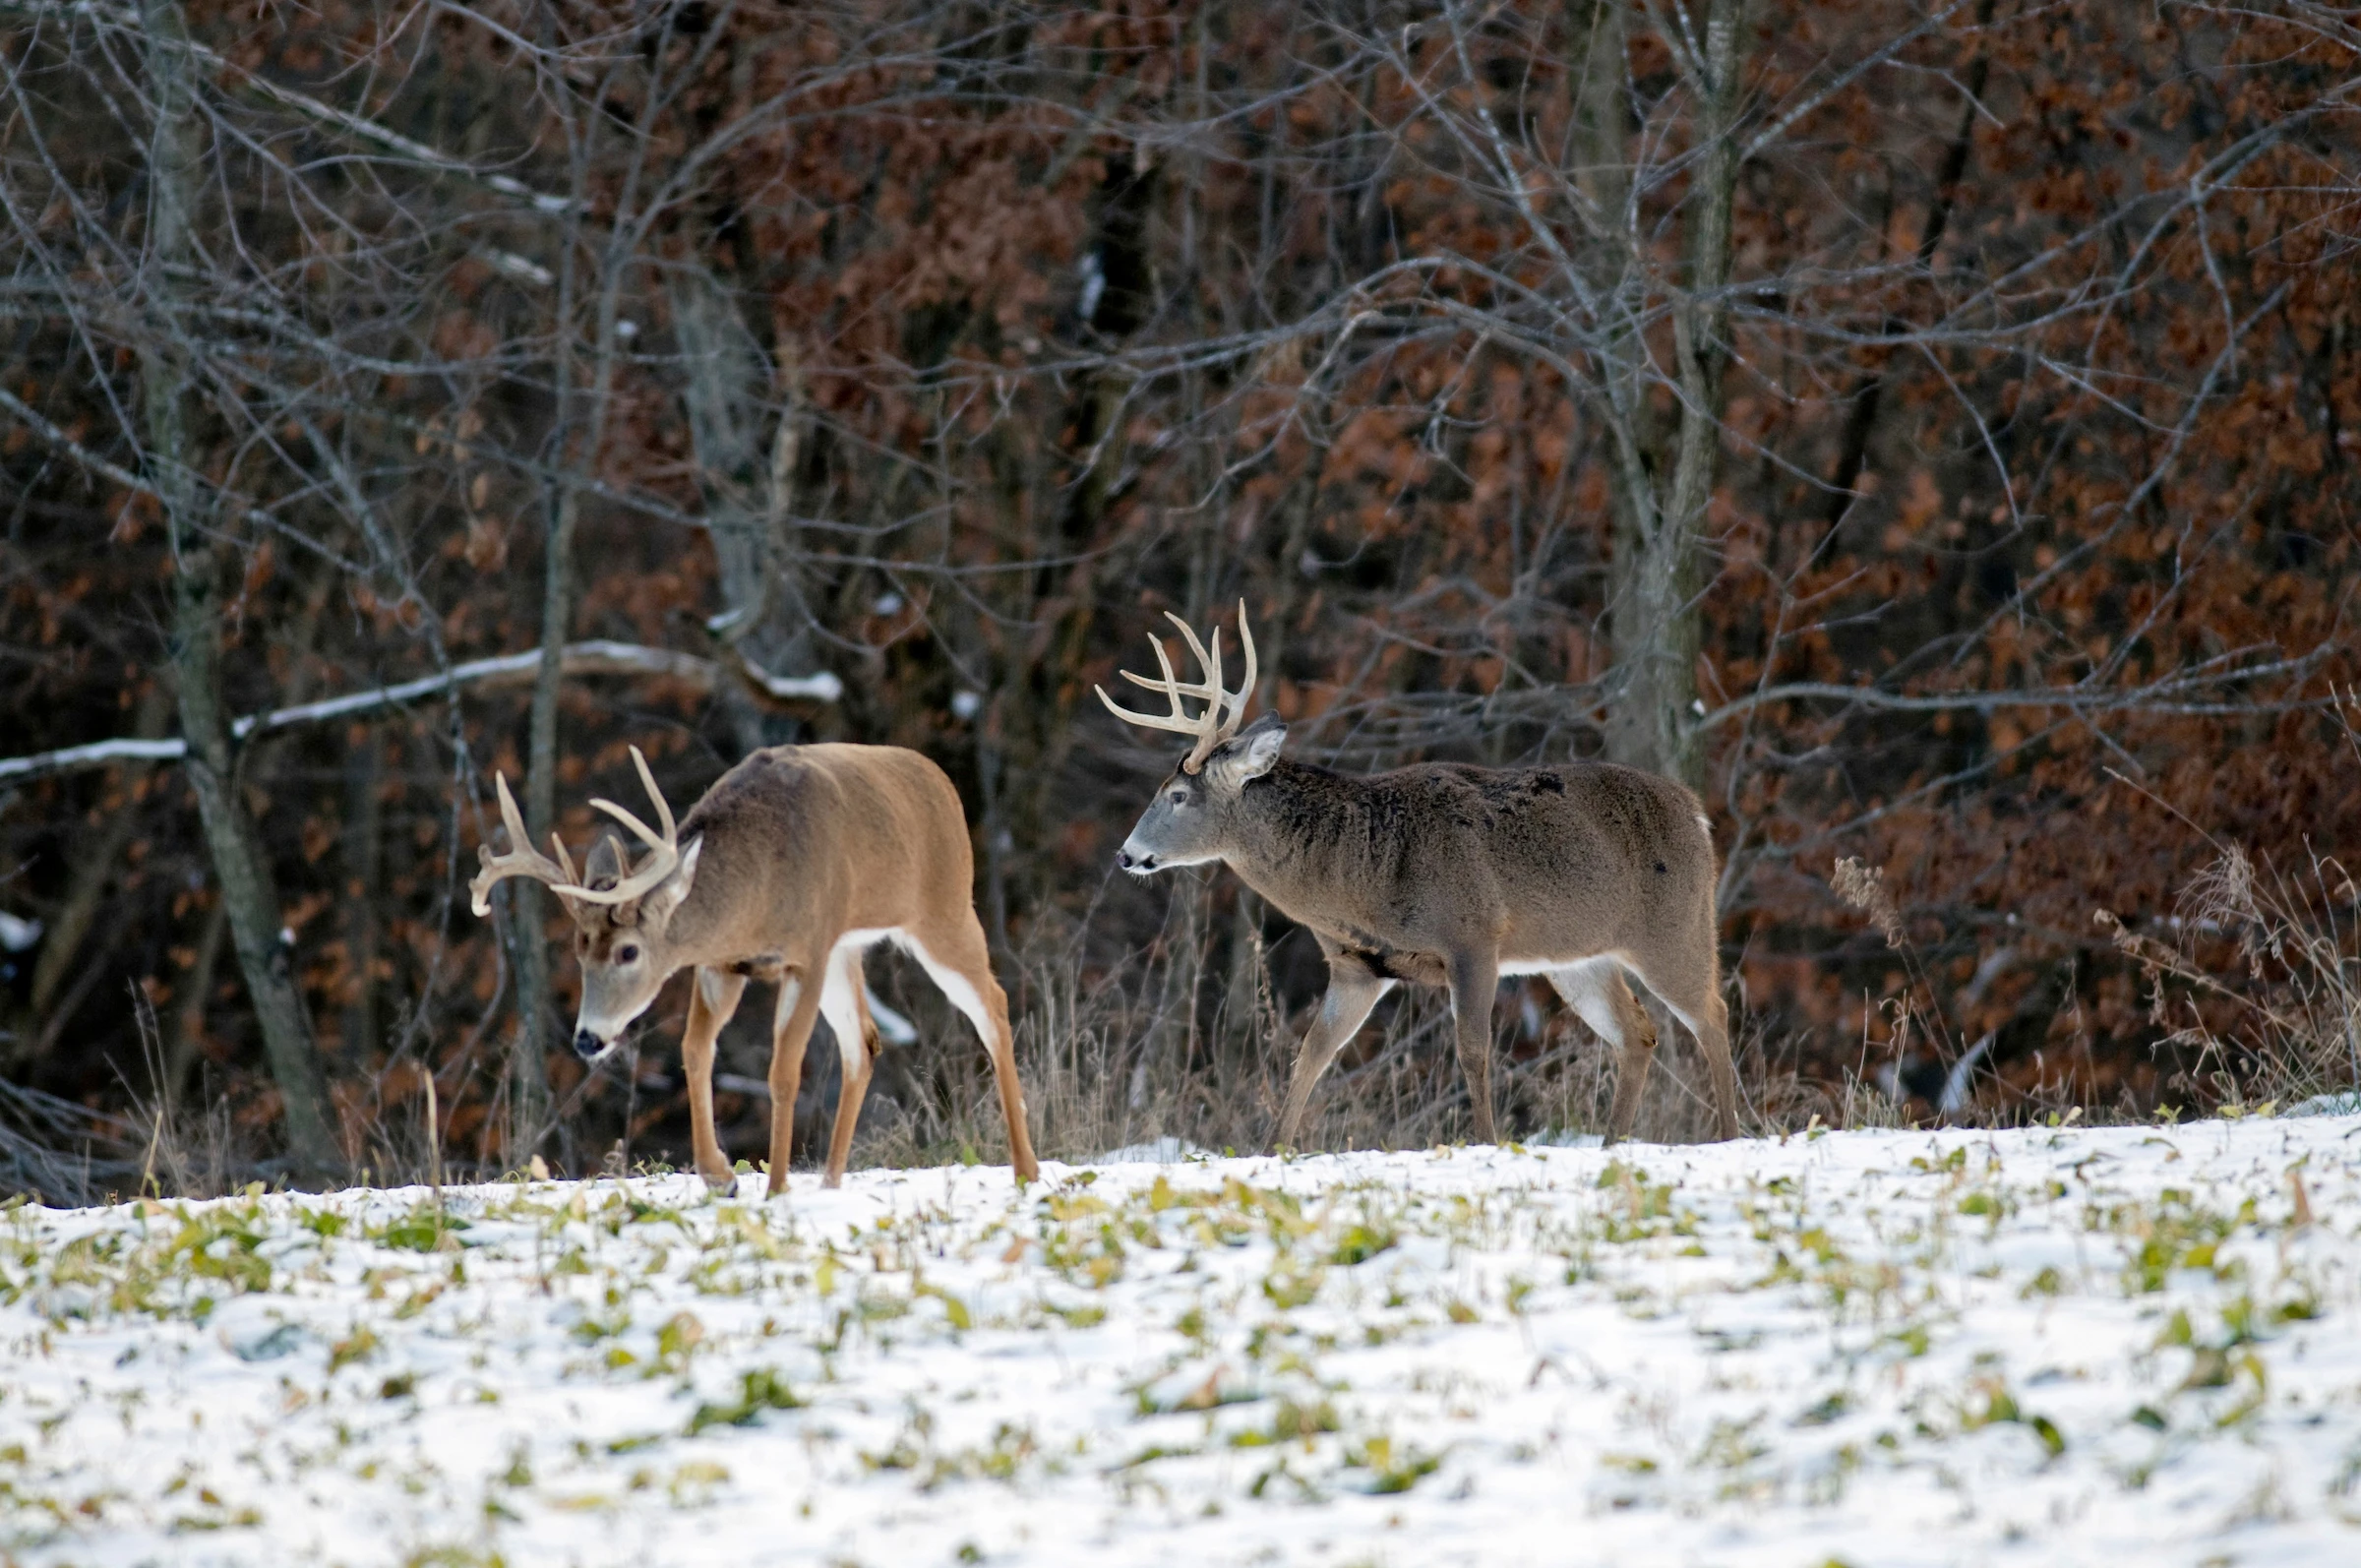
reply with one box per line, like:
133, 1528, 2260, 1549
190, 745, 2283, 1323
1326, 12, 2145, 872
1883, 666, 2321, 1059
4, 1116, 2360, 1567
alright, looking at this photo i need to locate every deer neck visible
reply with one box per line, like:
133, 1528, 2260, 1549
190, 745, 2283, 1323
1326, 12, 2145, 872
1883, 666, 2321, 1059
1217, 760, 1384, 932
643, 871, 737, 973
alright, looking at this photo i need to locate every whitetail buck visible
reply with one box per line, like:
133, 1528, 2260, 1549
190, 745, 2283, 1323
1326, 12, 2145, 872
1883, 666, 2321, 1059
1098, 607, 1739, 1147
469, 745, 1038, 1190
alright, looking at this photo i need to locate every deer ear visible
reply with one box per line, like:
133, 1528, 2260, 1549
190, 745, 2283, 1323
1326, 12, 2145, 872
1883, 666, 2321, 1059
636, 835, 702, 932
582, 833, 626, 891
1207, 712, 1285, 788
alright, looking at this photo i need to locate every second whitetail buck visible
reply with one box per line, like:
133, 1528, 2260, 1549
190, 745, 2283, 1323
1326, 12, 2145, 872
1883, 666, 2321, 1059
470, 745, 1038, 1190
1098, 607, 1739, 1147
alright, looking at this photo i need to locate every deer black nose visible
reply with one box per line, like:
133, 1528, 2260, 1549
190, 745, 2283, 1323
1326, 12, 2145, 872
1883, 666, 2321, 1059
573, 1029, 606, 1060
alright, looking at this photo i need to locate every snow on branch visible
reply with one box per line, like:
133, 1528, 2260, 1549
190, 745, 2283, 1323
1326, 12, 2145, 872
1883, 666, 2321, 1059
0, 641, 841, 788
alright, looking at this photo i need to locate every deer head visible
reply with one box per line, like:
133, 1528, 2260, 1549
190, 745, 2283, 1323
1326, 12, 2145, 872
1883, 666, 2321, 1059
1096, 603, 1284, 874
468, 746, 703, 1059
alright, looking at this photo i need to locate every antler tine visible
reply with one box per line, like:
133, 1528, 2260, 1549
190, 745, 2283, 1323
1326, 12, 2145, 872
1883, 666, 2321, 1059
574, 836, 680, 904
1222, 601, 1257, 738
1143, 631, 1191, 708
583, 746, 682, 903
628, 745, 674, 843
587, 748, 679, 857
1180, 625, 1226, 772
1099, 606, 1261, 773
1095, 629, 1223, 737
1163, 612, 1225, 704
1118, 667, 1218, 698
467, 752, 688, 918
588, 796, 667, 854
469, 770, 580, 917
496, 769, 531, 858
1117, 631, 1218, 699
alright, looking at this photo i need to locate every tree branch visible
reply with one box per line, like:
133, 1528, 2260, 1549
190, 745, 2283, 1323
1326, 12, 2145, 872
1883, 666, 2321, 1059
1699, 650, 2336, 732
0, 0, 575, 214
0, 382, 157, 497
0, 640, 840, 788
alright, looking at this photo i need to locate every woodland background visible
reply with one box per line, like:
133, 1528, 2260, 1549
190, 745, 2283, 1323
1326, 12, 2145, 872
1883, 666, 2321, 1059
0, 0, 2354, 1195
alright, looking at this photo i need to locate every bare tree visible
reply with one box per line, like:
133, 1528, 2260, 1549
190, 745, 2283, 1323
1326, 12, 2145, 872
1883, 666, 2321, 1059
0, 0, 2349, 1176
136, 0, 339, 1175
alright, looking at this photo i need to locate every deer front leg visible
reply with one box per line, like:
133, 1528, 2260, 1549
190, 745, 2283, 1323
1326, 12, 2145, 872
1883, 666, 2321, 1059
682, 966, 749, 1188
1274, 950, 1392, 1151
816, 946, 880, 1189
1447, 947, 1501, 1145
764, 964, 825, 1197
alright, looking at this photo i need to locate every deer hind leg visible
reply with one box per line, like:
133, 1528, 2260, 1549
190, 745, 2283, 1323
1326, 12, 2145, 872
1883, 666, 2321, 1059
817, 943, 881, 1190
1275, 952, 1392, 1152
1658, 986, 1739, 1141
902, 916, 1039, 1183
1448, 947, 1503, 1145
682, 967, 749, 1187
1548, 958, 1658, 1147
1626, 944, 1741, 1143
764, 963, 825, 1196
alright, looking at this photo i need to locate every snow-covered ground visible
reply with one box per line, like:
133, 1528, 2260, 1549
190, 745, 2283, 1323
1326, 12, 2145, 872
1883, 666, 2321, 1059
5, 1116, 2360, 1567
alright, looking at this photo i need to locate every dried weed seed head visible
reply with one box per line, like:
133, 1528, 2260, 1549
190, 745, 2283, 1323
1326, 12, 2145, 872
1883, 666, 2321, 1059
2181, 846, 2274, 973
1832, 857, 1905, 947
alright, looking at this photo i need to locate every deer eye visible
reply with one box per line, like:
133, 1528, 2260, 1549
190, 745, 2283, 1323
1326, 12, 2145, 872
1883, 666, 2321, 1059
617, 943, 640, 963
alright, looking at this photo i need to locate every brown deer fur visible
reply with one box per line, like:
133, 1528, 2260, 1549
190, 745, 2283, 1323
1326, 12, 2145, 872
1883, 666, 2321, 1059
1102, 613, 1738, 1148
473, 744, 1038, 1191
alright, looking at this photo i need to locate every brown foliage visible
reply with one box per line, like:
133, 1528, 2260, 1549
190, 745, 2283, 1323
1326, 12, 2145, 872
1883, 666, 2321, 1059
0, 0, 2354, 1187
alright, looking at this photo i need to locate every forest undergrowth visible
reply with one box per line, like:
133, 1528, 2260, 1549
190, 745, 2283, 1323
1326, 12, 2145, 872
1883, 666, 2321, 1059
34, 816, 2348, 1204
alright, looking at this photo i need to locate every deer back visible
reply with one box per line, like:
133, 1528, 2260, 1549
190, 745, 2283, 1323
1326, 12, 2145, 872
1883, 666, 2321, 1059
1220, 757, 1716, 968
658, 743, 977, 967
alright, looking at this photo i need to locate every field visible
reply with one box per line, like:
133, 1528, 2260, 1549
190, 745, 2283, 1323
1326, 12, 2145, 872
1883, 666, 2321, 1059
3, 1115, 2359, 1567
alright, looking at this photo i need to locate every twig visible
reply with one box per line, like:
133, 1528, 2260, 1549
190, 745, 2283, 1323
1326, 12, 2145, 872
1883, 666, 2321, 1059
425, 1071, 443, 1216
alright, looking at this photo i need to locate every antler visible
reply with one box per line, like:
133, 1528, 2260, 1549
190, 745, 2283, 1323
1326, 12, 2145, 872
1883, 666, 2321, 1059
585, 745, 680, 895
1095, 600, 1258, 773
468, 771, 575, 917
468, 746, 683, 915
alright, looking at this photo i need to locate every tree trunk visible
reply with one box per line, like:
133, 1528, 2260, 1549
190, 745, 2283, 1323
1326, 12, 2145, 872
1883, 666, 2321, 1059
137, 0, 340, 1182
340, 727, 385, 1064
669, 265, 817, 758
505, 476, 570, 1166
1601, 0, 1749, 790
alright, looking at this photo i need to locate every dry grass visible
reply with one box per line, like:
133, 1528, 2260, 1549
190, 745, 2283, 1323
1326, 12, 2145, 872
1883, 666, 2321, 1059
844, 910, 1754, 1173
2086, 704, 2361, 1114
79, 898, 1922, 1198
71, 704, 2361, 1197
2097, 839, 2360, 1112
87, 842, 2355, 1196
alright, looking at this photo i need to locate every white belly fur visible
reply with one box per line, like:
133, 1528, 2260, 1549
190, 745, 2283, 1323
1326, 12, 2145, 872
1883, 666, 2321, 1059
824, 927, 998, 1054
1497, 952, 1631, 979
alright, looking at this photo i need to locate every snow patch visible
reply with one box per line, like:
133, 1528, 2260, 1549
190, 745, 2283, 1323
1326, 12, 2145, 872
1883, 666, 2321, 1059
3, 1117, 2359, 1566
1093, 1135, 1212, 1164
